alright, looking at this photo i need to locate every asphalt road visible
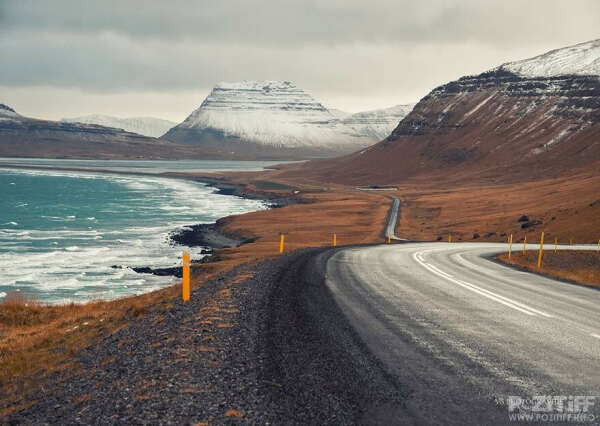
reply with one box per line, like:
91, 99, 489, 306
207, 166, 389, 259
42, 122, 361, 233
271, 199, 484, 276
324, 242, 600, 424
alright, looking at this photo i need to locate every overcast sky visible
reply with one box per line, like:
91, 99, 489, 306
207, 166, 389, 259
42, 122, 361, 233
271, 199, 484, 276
1, 0, 599, 122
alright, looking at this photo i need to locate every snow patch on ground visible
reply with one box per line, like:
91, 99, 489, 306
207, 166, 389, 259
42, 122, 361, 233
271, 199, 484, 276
463, 93, 496, 119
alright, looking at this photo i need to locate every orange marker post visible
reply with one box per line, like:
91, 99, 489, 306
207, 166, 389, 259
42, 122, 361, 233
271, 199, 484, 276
523, 234, 527, 255
554, 237, 558, 253
182, 251, 190, 302
508, 234, 513, 259
333, 233, 337, 247
279, 233, 285, 254
537, 232, 545, 269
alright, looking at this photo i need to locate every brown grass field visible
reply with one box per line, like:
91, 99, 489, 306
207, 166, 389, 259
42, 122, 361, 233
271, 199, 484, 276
497, 250, 600, 289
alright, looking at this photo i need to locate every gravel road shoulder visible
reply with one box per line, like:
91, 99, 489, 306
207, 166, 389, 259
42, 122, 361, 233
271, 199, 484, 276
6, 247, 402, 425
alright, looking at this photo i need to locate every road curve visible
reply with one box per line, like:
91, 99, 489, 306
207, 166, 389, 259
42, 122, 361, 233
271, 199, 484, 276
324, 242, 600, 424
384, 196, 406, 241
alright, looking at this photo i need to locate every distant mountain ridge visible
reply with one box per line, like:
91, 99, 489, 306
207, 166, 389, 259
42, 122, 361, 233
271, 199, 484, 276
61, 115, 176, 138
339, 104, 416, 140
0, 105, 200, 160
162, 81, 414, 159
2, 85, 417, 161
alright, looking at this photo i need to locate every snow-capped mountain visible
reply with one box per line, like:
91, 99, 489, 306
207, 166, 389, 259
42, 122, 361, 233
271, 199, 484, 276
61, 115, 176, 138
497, 39, 600, 78
163, 81, 378, 159
290, 39, 600, 184
340, 104, 416, 140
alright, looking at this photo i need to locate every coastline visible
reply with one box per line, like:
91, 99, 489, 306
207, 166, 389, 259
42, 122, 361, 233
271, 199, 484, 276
0, 161, 294, 282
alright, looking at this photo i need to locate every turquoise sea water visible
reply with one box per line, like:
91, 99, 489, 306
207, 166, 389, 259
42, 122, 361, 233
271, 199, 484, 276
0, 161, 269, 304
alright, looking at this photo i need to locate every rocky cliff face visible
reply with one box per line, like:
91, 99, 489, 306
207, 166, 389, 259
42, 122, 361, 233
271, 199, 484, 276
163, 81, 376, 159
289, 39, 600, 184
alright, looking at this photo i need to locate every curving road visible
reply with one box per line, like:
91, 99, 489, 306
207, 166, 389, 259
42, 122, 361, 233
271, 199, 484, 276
324, 242, 600, 424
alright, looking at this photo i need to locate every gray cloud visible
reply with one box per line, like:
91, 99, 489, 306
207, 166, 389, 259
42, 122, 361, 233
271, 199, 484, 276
2, 0, 599, 45
0, 0, 599, 120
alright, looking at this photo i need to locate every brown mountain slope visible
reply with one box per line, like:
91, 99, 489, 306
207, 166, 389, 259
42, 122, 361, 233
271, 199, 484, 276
282, 69, 600, 185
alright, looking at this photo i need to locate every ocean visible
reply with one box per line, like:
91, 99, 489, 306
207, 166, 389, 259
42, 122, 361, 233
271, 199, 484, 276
0, 160, 275, 304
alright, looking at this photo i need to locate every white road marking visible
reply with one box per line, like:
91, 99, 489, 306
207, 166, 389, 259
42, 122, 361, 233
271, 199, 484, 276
413, 251, 552, 318
591, 333, 600, 340
426, 263, 454, 279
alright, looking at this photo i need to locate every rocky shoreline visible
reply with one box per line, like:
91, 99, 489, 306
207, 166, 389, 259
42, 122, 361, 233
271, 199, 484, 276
130, 176, 301, 278
130, 219, 257, 277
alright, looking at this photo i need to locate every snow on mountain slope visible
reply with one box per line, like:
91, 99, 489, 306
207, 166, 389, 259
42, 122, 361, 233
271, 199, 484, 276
62, 115, 176, 137
498, 39, 600, 78
328, 108, 351, 119
163, 81, 376, 158
341, 104, 416, 140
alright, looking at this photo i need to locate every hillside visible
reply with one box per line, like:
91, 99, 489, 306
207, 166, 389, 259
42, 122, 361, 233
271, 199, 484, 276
285, 39, 600, 185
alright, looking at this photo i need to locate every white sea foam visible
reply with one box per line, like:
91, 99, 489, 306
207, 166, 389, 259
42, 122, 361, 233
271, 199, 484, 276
0, 292, 6, 298
0, 166, 266, 304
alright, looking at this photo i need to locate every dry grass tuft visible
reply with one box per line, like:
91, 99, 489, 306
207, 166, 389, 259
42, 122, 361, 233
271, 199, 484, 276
224, 409, 244, 418
216, 323, 234, 329
0, 292, 58, 327
73, 394, 91, 405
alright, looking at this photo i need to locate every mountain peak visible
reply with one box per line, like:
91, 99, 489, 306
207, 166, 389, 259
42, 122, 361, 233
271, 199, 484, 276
498, 39, 600, 78
213, 80, 295, 91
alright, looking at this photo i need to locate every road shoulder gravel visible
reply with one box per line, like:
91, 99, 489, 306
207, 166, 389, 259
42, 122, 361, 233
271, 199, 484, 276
6, 247, 402, 425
